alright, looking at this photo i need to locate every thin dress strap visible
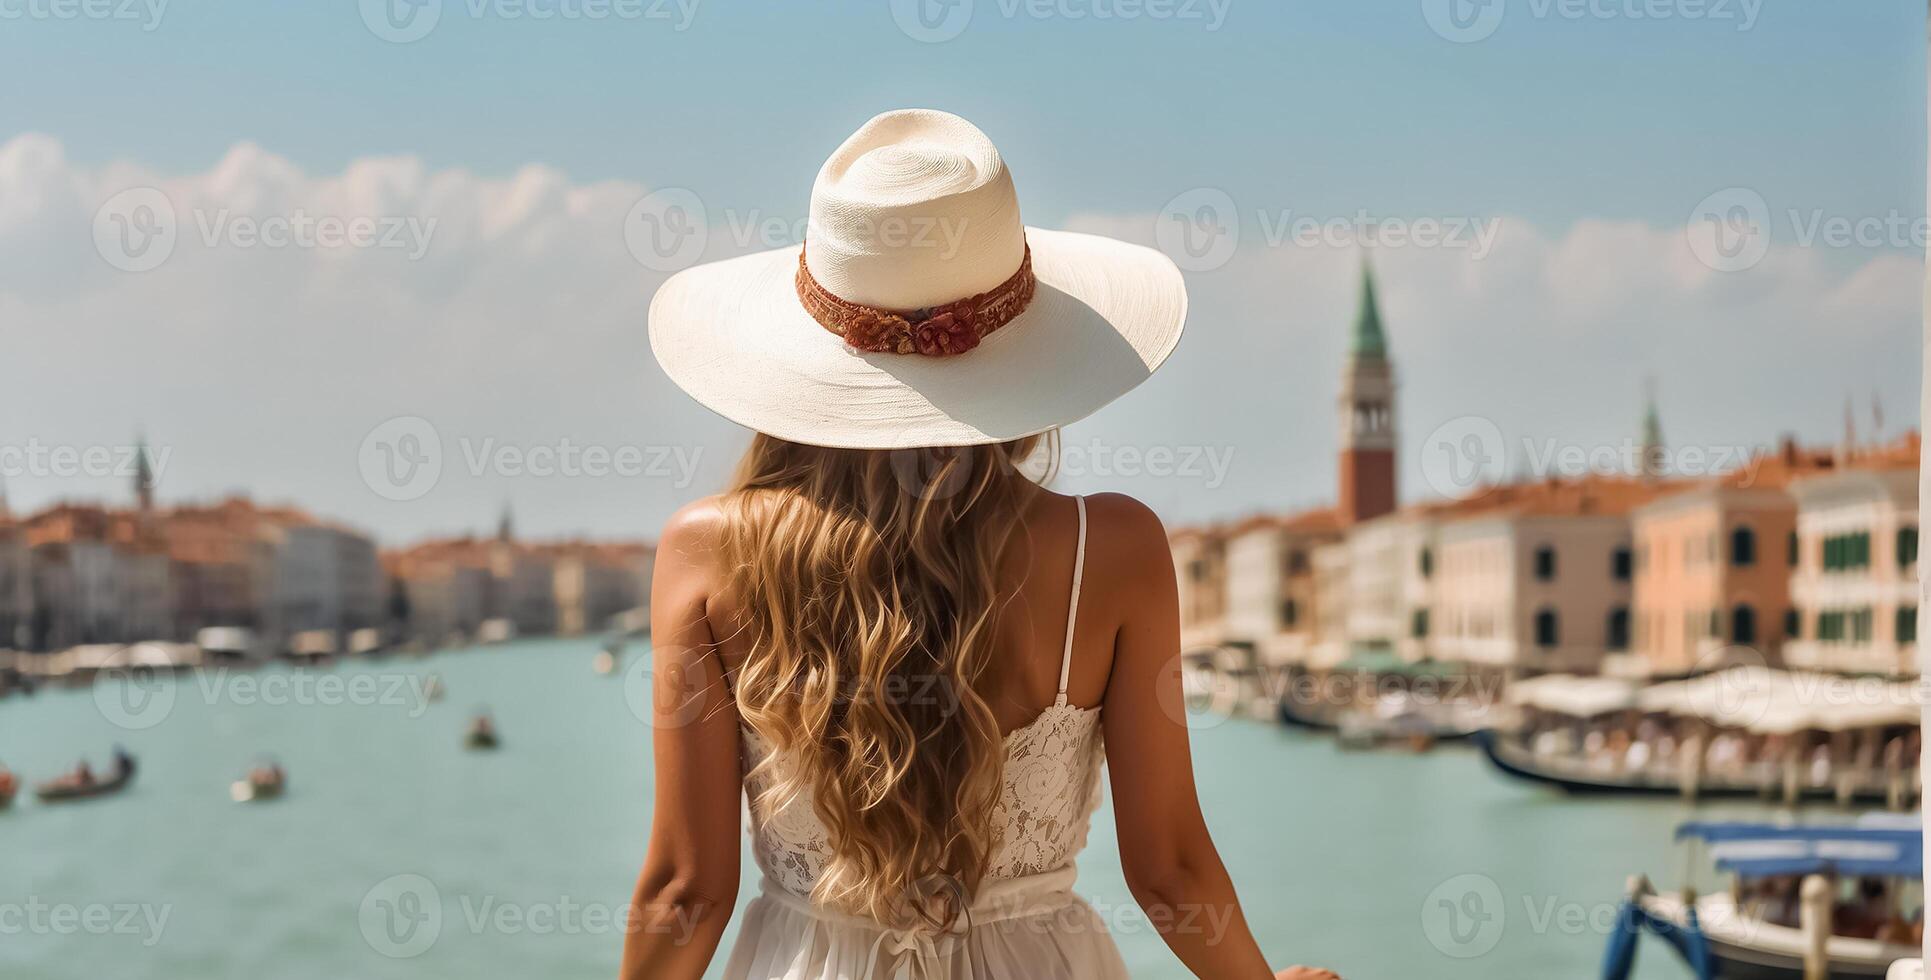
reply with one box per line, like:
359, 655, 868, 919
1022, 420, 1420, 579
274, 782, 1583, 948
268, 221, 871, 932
1055, 496, 1088, 708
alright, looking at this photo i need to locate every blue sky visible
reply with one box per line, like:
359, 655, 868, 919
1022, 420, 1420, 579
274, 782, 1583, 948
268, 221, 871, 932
1, 1, 1925, 539
6, 2, 1921, 234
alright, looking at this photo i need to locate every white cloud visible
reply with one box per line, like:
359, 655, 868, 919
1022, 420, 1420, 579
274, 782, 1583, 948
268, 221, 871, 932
0, 135, 1917, 542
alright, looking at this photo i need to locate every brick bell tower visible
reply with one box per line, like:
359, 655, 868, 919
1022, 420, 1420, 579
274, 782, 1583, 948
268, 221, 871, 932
1338, 256, 1397, 524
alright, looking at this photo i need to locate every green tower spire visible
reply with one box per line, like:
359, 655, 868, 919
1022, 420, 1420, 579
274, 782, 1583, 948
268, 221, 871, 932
1350, 255, 1388, 360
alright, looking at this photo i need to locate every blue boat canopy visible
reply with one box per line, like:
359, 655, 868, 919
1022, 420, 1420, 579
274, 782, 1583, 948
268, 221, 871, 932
1675, 821, 1924, 879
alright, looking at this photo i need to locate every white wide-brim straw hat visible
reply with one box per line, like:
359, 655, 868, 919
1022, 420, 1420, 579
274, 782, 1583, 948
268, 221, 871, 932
648, 108, 1187, 449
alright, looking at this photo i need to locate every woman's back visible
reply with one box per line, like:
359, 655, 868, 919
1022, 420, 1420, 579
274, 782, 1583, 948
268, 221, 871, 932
739, 493, 1108, 898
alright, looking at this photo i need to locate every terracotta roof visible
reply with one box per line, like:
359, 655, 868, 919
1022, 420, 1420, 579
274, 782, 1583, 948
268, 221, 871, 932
1436, 475, 1687, 521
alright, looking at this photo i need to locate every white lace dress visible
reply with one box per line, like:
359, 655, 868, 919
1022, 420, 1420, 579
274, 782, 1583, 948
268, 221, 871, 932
720, 498, 1128, 980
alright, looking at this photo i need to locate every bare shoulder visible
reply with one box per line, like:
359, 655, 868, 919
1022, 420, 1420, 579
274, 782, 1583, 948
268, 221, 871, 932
1079, 492, 1174, 597
658, 495, 729, 557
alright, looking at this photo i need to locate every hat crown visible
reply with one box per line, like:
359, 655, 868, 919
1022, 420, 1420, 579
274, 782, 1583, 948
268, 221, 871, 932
805, 109, 1027, 311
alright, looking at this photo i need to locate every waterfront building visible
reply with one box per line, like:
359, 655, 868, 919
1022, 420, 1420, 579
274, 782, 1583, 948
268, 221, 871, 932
1341, 508, 1442, 666
1221, 509, 1344, 668
21, 505, 156, 647
0, 511, 28, 649
1427, 477, 1665, 675
1629, 439, 1840, 676
549, 541, 654, 636
1785, 438, 1920, 677
387, 549, 493, 645
163, 500, 274, 642
1169, 526, 1228, 650
257, 512, 383, 644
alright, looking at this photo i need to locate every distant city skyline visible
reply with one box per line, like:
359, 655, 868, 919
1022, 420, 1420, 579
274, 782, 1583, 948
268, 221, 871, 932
1, 3, 1921, 540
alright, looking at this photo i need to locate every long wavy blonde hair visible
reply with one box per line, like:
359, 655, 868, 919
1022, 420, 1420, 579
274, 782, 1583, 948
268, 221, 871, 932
720, 431, 1051, 927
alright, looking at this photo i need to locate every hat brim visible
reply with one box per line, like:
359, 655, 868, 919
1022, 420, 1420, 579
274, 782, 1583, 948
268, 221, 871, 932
648, 227, 1186, 449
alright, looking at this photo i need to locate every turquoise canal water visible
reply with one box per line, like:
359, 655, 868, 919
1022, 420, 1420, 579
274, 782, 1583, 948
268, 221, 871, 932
1, 638, 1807, 978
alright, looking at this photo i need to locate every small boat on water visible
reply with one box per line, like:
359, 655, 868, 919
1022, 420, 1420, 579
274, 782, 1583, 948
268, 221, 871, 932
593, 646, 619, 676
0, 766, 17, 809
230, 760, 286, 803
465, 713, 500, 750
36, 750, 137, 803
1603, 818, 1923, 980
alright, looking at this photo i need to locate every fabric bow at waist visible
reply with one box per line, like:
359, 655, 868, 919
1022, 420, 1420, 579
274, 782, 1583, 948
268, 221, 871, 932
755, 866, 1081, 980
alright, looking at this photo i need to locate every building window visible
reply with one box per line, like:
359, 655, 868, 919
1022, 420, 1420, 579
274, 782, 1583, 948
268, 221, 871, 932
1788, 531, 1799, 566
1732, 604, 1757, 646
1280, 598, 1299, 628
1853, 607, 1874, 643
1730, 527, 1757, 567
1419, 548, 1434, 579
1899, 607, 1918, 646
1824, 531, 1874, 572
1534, 609, 1560, 648
1534, 546, 1557, 582
1708, 609, 1721, 638
1411, 608, 1430, 638
1607, 607, 1630, 651
1899, 527, 1919, 570
1612, 547, 1633, 582
1784, 608, 1801, 639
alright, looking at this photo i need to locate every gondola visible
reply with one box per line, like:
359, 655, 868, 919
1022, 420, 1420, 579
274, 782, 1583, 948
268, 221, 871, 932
1275, 694, 1343, 732
36, 756, 137, 803
1471, 729, 1896, 804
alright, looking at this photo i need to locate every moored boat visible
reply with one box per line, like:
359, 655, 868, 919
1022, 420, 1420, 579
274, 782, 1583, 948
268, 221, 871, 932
1472, 728, 1899, 804
1603, 819, 1922, 980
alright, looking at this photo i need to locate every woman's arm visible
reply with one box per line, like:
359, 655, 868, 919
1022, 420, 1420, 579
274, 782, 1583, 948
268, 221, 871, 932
620, 501, 743, 980
1094, 495, 1338, 980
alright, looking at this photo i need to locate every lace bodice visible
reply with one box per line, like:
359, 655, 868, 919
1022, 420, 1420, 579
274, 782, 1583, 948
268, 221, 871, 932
741, 703, 1105, 896
740, 497, 1104, 902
